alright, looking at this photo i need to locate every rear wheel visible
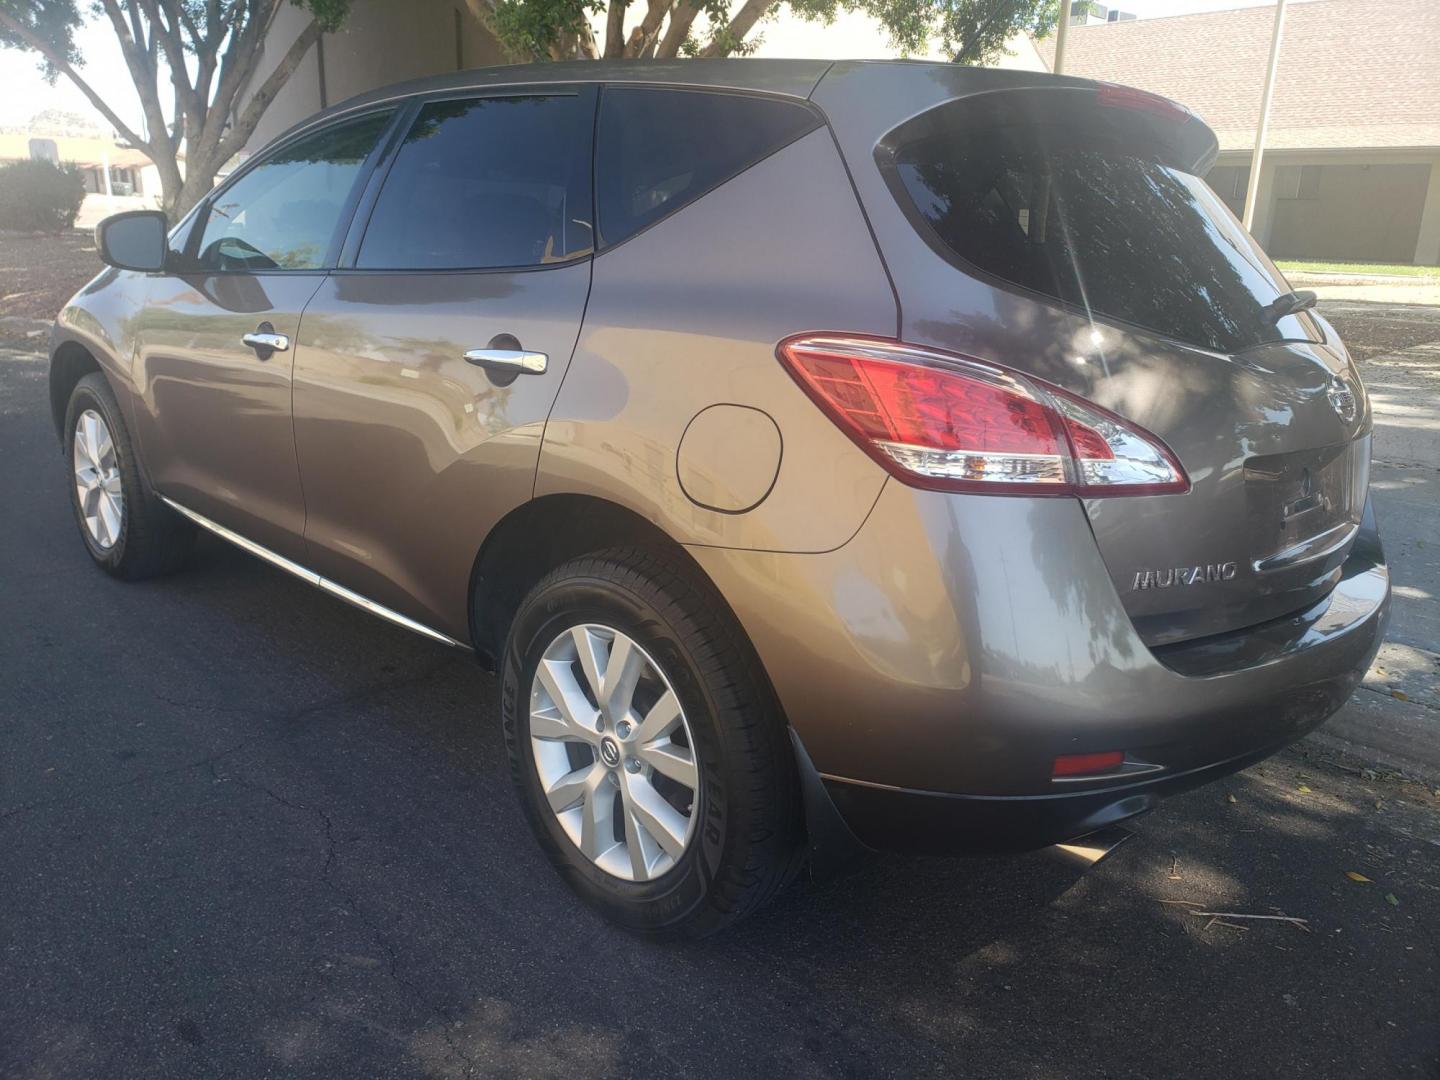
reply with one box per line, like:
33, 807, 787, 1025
64, 372, 193, 579
501, 547, 801, 936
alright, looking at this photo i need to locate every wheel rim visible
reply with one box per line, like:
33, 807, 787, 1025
529, 624, 701, 882
73, 408, 124, 551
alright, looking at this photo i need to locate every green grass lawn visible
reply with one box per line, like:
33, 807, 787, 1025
1275, 259, 1440, 280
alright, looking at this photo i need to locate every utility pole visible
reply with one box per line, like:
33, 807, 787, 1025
1053, 0, 1071, 73
1243, 0, 1289, 231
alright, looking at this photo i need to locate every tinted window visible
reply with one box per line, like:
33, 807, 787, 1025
357, 95, 594, 270
195, 111, 392, 271
893, 123, 1320, 354
596, 88, 820, 247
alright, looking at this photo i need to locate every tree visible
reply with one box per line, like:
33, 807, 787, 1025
462, 0, 1057, 64
0, 0, 353, 218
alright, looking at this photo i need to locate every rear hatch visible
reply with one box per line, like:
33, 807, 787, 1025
876, 84, 1372, 645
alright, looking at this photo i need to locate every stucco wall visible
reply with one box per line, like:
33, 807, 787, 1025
1212, 149, 1440, 265
242, 0, 506, 153
1267, 162, 1431, 263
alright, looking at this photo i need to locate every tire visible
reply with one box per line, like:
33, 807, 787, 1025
64, 372, 193, 579
501, 547, 802, 936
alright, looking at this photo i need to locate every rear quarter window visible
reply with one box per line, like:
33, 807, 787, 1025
596, 87, 821, 248
886, 108, 1320, 355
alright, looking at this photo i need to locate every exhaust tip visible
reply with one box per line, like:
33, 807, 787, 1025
1050, 825, 1134, 869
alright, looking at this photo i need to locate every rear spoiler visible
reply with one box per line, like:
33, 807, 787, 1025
875, 83, 1219, 176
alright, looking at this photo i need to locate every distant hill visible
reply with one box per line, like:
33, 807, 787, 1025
0, 109, 111, 139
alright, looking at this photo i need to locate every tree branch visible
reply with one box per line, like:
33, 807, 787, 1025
198, 0, 271, 161
622, 0, 672, 56
603, 0, 628, 58
0, 8, 152, 153
97, 0, 171, 146
213, 17, 322, 161
144, 0, 199, 112
575, 16, 600, 58
699, 0, 773, 56
653, 0, 696, 57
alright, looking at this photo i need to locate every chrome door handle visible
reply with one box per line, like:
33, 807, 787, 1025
242, 331, 290, 353
463, 348, 547, 375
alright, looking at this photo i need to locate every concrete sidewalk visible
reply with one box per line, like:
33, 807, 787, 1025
1307, 300, 1440, 782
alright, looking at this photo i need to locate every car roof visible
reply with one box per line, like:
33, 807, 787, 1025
251, 58, 847, 159
333, 58, 837, 111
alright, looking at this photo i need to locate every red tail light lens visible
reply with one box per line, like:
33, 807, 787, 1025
1052, 751, 1126, 778
777, 335, 1188, 497
1096, 83, 1193, 124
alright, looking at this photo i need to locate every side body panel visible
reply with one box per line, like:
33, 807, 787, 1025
536, 127, 896, 554
292, 264, 592, 639
130, 273, 324, 561
53, 268, 150, 436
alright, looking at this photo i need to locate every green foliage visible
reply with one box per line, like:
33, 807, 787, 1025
489, 0, 1057, 64
299, 0, 355, 32
0, 0, 83, 77
492, 0, 605, 58
0, 159, 86, 232
853, 0, 1060, 62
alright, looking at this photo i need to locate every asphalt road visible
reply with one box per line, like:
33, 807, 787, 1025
3, 346, 1439, 1080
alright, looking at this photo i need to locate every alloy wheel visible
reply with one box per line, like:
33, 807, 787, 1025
529, 624, 700, 882
73, 409, 124, 550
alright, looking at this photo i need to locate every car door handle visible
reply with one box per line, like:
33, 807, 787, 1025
241, 331, 290, 353
463, 348, 547, 375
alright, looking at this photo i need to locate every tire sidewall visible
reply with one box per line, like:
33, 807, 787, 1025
502, 572, 733, 932
64, 375, 132, 571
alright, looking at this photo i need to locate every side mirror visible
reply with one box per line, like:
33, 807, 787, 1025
96, 210, 170, 273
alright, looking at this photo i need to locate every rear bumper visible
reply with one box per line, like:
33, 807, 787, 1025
690, 481, 1388, 854
823, 737, 1312, 855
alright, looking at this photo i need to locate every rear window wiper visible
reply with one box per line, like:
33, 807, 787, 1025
1261, 290, 1318, 323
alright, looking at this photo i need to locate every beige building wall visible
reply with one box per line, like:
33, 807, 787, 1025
1268, 162, 1430, 264
241, 0, 507, 153
1214, 149, 1440, 265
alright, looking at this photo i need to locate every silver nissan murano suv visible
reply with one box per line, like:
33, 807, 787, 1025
51, 59, 1389, 935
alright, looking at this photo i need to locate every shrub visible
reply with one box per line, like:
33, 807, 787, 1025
0, 159, 87, 233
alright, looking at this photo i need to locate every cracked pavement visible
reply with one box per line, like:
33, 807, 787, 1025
3, 326, 1439, 1078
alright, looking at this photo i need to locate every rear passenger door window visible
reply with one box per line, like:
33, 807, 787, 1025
356, 94, 595, 270
595, 88, 821, 248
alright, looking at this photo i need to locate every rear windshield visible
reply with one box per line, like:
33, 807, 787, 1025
891, 121, 1320, 354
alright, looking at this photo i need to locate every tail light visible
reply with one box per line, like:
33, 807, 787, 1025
776, 335, 1188, 497
1095, 83, 1194, 124
1052, 751, 1126, 778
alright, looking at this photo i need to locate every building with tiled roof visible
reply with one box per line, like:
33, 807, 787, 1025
1038, 0, 1440, 265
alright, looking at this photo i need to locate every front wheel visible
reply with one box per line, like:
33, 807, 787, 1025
501, 548, 801, 936
64, 372, 193, 579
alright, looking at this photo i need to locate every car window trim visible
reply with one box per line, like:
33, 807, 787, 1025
181, 104, 405, 275
591, 84, 825, 255
334, 85, 600, 276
